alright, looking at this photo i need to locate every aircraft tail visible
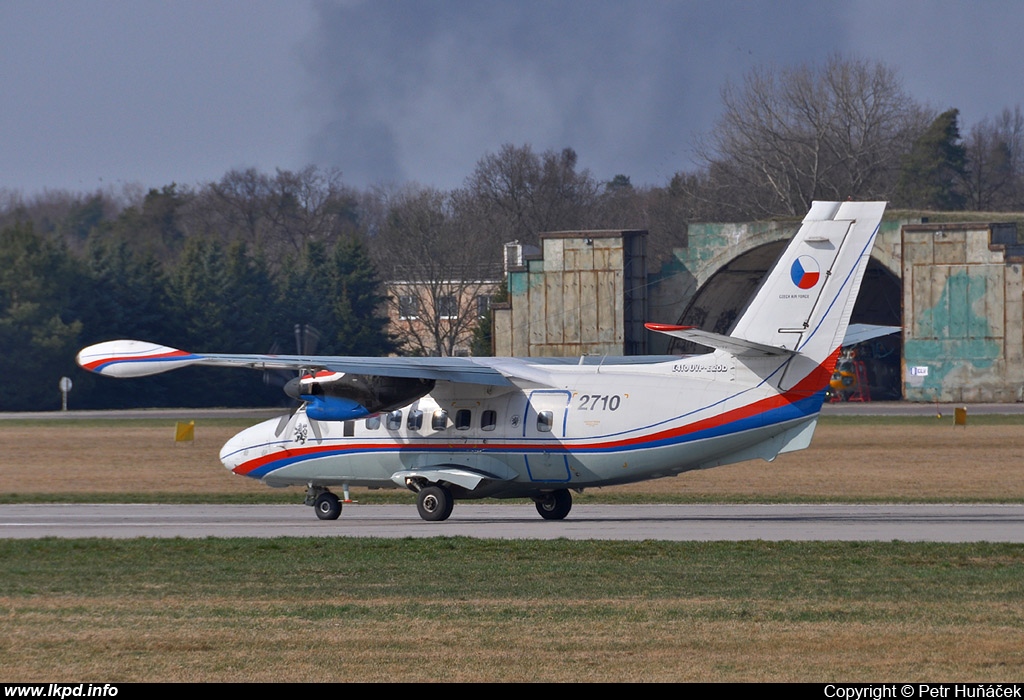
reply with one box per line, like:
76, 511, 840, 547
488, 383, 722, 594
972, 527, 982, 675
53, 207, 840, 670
728, 201, 886, 368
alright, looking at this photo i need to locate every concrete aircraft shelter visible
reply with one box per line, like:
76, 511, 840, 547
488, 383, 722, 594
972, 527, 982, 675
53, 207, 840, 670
494, 212, 1024, 403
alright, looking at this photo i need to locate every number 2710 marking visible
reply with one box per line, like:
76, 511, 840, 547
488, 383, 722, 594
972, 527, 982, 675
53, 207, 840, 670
578, 394, 621, 411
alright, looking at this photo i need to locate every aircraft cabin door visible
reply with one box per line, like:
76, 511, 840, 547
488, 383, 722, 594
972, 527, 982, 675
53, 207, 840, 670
522, 389, 572, 483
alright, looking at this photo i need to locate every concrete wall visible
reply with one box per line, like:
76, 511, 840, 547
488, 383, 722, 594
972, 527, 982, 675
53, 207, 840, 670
493, 230, 645, 357
902, 223, 1024, 402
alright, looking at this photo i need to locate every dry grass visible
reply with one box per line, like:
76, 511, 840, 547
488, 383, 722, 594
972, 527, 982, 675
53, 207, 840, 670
3, 597, 1021, 682
2, 417, 1023, 501
0, 421, 267, 496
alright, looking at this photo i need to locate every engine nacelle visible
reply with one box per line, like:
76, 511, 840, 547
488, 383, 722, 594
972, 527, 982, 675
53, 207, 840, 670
300, 373, 435, 420
304, 395, 371, 422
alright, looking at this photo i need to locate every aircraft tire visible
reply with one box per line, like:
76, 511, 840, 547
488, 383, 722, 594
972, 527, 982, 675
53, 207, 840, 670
314, 491, 342, 520
535, 489, 572, 520
417, 485, 454, 522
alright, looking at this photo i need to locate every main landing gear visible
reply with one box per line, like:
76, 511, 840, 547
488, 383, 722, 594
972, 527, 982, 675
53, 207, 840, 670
416, 484, 454, 522
534, 489, 572, 520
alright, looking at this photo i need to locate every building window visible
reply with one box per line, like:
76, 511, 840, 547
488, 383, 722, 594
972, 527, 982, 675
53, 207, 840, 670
476, 294, 492, 318
437, 295, 458, 320
398, 295, 419, 320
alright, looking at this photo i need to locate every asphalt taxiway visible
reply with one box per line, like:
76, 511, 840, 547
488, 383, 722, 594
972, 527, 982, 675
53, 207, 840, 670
2, 503, 1023, 541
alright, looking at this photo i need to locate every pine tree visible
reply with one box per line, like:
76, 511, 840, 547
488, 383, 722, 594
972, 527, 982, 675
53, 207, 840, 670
896, 109, 968, 210
330, 236, 396, 357
0, 223, 84, 410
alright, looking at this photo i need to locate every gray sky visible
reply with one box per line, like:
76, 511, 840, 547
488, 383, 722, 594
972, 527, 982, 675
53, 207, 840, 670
2, 0, 1022, 196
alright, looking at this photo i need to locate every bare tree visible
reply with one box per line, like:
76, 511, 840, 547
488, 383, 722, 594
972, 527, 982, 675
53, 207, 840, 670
462, 144, 601, 248
963, 106, 1024, 210
369, 185, 502, 357
701, 56, 929, 217
192, 166, 362, 263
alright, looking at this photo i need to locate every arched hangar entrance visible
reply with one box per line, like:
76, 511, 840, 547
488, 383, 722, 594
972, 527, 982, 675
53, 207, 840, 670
669, 240, 903, 400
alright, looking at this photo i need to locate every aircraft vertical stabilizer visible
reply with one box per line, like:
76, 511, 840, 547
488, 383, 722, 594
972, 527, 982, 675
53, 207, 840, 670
728, 201, 886, 366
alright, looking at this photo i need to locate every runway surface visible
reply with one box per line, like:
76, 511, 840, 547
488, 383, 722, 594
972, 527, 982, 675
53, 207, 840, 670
3, 503, 1023, 541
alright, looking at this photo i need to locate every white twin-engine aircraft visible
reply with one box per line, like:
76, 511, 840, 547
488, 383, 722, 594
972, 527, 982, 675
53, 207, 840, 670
77, 201, 887, 522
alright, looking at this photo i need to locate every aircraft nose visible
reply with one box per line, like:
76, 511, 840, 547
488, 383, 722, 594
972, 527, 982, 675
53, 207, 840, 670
219, 430, 248, 472
219, 418, 279, 474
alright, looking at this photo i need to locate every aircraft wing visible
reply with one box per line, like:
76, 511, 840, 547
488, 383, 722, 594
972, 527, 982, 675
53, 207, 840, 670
76, 339, 527, 387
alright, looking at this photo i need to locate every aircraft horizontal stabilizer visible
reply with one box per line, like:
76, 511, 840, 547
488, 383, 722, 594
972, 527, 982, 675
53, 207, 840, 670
842, 324, 901, 346
644, 324, 794, 357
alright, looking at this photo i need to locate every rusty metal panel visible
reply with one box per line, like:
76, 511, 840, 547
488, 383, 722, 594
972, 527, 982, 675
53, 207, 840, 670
543, 238, 564, 273
563, 272, 581, 345
1005, 265, 1024, 372
579, 269, 599, 344
528, 271, 546, 348
545, 272, 564, 345
933, 230, 966, 265
596, 269, 621, 344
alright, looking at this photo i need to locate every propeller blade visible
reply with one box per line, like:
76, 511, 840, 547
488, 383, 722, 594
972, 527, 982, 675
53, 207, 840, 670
274, 403, 300, 437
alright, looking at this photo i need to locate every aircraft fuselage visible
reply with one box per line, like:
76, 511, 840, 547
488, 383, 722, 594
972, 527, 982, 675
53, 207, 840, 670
219, 350, 825, 499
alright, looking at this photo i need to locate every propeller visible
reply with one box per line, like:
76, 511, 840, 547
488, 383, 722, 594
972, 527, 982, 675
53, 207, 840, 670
267, 324, 323, 440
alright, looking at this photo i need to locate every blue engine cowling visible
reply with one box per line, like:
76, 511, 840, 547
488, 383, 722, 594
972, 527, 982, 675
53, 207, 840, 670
303, 395, 371, 422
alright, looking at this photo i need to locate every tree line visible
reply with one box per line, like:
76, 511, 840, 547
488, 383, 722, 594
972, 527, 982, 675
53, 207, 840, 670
2, 56, 1021, 410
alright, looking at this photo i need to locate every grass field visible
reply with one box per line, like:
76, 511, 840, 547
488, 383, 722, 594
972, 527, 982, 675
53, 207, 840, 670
2, 538, 1023, 682
1, 414, 1023, 681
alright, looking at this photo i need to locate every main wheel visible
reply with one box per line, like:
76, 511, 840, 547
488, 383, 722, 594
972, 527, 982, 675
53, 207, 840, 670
417, 485, 454, 522
535, 489, 572, 520
314, 491, 342, 520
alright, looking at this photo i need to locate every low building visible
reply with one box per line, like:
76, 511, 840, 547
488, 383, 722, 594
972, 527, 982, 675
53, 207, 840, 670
386, 276, 502, 357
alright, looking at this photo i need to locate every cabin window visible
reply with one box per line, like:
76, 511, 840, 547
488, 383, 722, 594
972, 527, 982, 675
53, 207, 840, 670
481, 410, 497, 431
455, 409, 472, 431
432, 409, 448, 431
365, 415, 381, 430
343, 420, 355, 437
407, 410, 423, 431
537, 410, 554, 433
386, 410, 402, 431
